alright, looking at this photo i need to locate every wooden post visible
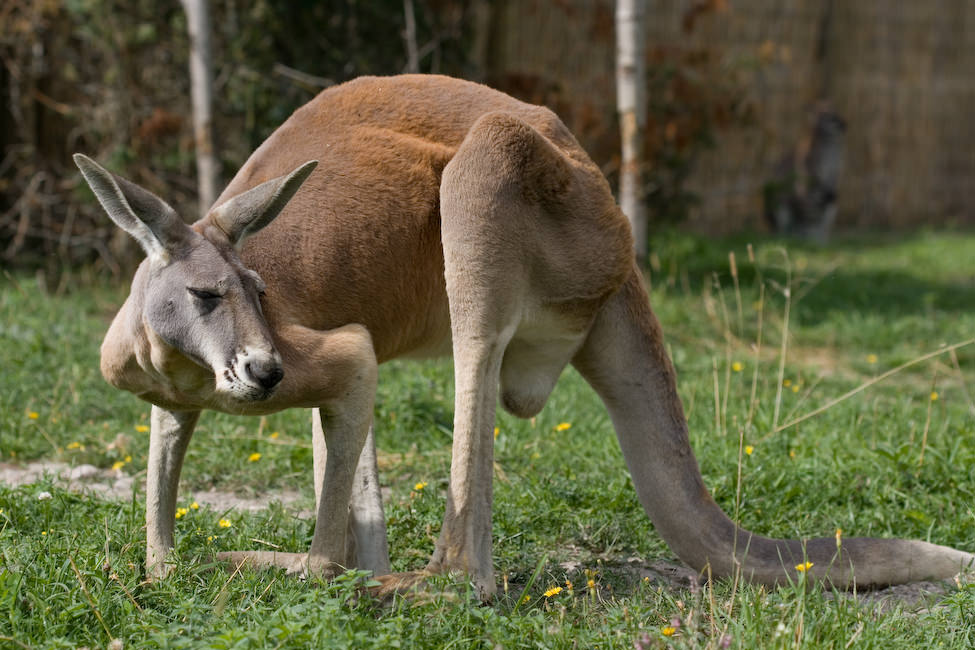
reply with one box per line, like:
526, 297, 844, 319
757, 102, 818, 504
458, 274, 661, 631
181, 0, 219, 216
616, 0, 648, 261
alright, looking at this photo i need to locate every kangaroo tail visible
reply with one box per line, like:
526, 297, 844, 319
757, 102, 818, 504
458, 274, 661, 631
571, 266, 974, 587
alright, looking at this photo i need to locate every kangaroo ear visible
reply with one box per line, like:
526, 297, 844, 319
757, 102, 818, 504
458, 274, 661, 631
207, 160, 318, 246
73, 154, 188, 263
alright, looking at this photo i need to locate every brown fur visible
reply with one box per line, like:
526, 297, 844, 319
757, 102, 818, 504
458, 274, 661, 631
80, 75, 972, 597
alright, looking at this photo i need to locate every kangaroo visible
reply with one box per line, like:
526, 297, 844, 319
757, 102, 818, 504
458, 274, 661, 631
76, 74, 973, 598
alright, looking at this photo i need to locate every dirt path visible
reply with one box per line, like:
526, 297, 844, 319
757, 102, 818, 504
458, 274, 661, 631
0, 460, 308, 515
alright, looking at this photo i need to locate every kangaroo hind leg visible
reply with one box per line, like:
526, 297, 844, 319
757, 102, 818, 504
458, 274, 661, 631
432, 111, 618, 596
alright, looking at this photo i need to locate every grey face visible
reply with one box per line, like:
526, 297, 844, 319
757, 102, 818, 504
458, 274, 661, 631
73, 154, 317, 403
143, 232, 283, 401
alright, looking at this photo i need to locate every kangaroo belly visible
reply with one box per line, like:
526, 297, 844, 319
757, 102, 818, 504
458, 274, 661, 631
499, 307, 590, 418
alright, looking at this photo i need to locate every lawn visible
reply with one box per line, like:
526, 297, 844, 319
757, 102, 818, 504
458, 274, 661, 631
1, 230, 974, 648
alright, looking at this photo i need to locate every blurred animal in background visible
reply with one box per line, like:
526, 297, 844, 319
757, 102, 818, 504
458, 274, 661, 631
764, 108, 846, 243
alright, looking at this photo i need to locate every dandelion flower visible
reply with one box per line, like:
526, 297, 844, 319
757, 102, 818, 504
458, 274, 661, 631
731, 361, 743, 373
218, 518, 232, 528
795, 561, 813, 572
744, 445, 754, 456
27, 411, 39, 420
791, 384, 800, 393
247, 452, 262, 462
37, 491, 52, 500
414, 481, 428, 491
207, 535, 214, 542
783, 379, 792, 387
662, 627, 676, 637
41, 531, 47, 536
587, 578, 595, 589
543, 586, 563, 597
866, 354, 878, 364
555, 422, 572, 432
930, 391, 939, 402
270, 431, 279, 439
190, 501, 199, 510
67, 441, 82, 450
135, 425, 149, 433
789, 449, 796, 459
493, 427, 500, 439
175, 507, 188, 519
112, 460, 126, 471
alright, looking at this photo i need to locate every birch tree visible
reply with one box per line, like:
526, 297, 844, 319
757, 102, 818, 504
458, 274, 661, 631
616, 0, 648, 260
181, 0, 219, 216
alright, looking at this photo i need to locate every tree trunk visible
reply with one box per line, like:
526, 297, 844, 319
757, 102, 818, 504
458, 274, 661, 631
181, 0, 219, 216
616, 0, 647, 261
403, 0, 420, 73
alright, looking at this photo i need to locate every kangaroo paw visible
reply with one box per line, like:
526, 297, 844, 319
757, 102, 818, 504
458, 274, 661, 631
214, 550, 310, 576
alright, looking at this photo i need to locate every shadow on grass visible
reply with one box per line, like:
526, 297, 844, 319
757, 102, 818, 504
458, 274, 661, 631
649, 229, 975, 325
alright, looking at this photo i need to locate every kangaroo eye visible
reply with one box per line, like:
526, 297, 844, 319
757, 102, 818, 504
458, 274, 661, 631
188, 288, 221, 301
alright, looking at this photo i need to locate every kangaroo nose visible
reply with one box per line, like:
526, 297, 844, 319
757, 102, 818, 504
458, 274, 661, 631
245, 359, 284, 390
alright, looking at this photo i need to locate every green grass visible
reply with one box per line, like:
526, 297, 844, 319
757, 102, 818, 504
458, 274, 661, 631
2, 230, 975, 648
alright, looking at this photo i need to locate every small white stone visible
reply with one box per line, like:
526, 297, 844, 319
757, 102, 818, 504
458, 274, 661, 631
68, 464, 100, 481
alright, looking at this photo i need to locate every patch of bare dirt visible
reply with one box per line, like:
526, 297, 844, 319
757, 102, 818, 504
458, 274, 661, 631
0, 460, 308, 515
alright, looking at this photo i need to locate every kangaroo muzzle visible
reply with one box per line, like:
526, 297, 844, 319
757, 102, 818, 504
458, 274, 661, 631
218, 347, 284, 401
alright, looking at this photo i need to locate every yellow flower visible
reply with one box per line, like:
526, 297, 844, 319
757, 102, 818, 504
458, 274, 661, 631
270, 431, 279, 439
41, 531, 47, 536
783, 379, 792, 387
124, 455, 132, 463
795, 561, 813, 572
135, 425, 149, 433
67, 441, 83, 450
190, 501, 199, 510
493, 427, 500, 439
543, 586, 563, 597
866, 354, 878, 364
247, 452, 262, 462
555, 422, 572, 432
414, 481, 428, 491
175, 507, 188, 519
662, 627, 676, 637
789, 449, 796, 459
522, 594, 531, 603
565, 579, 573, 589
930, 391, 939, 402
587, 578, 595, 589
731, 361, 743, 373
207, 535, 214, 542
835, 528, 842, 549
791, 384, 800, 393
27, 411, 39, 420
111, 460, 126, 471
218, 518, 232, 528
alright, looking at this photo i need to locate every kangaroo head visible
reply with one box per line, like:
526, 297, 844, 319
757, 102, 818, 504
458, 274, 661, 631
74, 154, 317, 403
